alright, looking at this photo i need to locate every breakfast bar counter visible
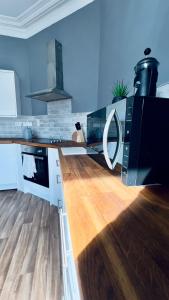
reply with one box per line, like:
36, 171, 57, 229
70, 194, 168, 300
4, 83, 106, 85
59, 151, 169, 300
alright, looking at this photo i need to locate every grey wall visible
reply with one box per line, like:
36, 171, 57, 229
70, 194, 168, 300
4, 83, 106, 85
0, 1, 100, 116
27, 1, 100, 115
2, 0, 169, 115
0, 36, 32, 115
98, 0, 169, 108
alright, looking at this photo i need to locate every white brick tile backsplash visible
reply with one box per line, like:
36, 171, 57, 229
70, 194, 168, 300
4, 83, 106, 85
0, 112, 88, 140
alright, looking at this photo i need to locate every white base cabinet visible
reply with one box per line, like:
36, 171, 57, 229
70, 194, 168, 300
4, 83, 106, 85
57, 154, 80, 300
59, 208, 81, 300
0, 145, 64, 205
18, 147, 62, 206
0, 144, 18, 190
0, 143, 81, 299
49, 148, 63, 206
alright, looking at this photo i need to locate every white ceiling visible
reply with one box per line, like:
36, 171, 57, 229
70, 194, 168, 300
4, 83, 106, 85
0, 0, 39, 17
0, 0, 95, 39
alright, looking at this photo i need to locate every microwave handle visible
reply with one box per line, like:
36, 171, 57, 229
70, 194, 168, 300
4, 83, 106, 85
103, 108, 123, 170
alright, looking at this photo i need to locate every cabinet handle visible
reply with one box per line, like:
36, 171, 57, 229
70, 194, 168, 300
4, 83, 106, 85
59, 209, 68, 268
22, 154, 44, 160
56, 174, 61, 184
103, 108, 123, 170
56, 160, 60, 167
58, 199, 62, 209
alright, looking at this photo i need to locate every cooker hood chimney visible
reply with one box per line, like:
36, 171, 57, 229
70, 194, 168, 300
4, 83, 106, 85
26, 40, 72, 102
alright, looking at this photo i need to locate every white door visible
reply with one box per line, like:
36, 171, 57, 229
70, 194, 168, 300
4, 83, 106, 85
48, 148, 63, 206
0, 144, 17, 190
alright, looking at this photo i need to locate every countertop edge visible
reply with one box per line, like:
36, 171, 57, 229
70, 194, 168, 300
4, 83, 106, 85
0, 139, 86, 148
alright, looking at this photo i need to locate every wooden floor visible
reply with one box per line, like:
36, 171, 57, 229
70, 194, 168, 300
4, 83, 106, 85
0, 190, 62, 300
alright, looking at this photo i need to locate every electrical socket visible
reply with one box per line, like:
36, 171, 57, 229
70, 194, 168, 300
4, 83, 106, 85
14, 121, 32, 127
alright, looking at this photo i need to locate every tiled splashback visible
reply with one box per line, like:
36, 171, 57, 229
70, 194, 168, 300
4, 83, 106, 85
0, 113, 88, 140
47, 99, 72, 115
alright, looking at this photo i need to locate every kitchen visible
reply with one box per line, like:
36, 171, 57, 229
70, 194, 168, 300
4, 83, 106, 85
1, 0, 169, 300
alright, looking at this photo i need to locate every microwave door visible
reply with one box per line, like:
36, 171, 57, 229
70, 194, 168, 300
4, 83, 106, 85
103, 108, 123, 169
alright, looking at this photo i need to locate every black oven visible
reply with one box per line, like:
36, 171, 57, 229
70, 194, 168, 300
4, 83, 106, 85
22, 146, 49, 188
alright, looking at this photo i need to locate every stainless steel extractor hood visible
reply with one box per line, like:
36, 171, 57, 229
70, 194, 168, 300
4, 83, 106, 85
26, 40, 72, 102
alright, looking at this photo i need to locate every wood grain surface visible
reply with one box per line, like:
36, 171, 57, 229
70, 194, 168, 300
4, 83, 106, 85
0, 190, 62, 300
59, 152, 169, 300
0, 139, 85, 149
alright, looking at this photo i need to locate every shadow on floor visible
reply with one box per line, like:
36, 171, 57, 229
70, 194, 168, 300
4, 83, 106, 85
78, 185, 169, 300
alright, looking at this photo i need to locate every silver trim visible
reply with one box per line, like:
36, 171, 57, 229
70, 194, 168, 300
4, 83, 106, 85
56, 174, 61, 184
103, 108, 123, 170
59, 208, 68, 268
22, 154, 44, 161
56, 159, 60, 167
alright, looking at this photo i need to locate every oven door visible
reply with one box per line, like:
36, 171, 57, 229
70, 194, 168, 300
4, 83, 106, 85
22, 152, 49, 188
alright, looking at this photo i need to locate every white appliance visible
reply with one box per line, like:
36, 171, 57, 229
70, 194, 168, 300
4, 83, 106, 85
61, 147, 97, 156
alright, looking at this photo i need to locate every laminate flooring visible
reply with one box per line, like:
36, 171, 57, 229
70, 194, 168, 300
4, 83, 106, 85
0, 190, 62, 300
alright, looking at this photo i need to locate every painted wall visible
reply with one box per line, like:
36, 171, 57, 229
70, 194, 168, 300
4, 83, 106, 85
98, 0, 169, 108
0, 36, 32, 115
0, 1, 100, 116
2, 0, 169, 115
27, 1, 100, 115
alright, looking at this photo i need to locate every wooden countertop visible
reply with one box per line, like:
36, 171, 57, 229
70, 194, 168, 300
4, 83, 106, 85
0, 138, 85, 148
59, 152, 169, 300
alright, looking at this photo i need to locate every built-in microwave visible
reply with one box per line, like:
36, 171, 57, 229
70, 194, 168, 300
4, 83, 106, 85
87, 98, 126, 169
87, 96, 169, 186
